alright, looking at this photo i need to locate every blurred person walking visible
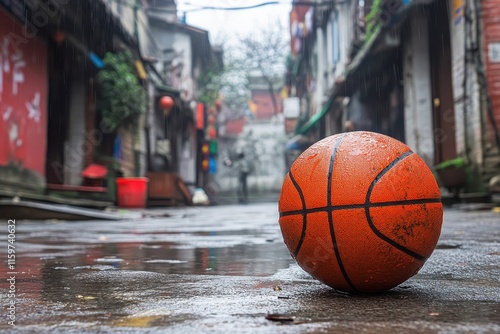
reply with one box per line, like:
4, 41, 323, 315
236, 152, 251, 203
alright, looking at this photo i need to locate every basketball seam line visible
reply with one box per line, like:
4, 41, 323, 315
365, 150, 428, 262
279, 198, 442, 217
326, 134, 358, 292
288, 171, 308, 258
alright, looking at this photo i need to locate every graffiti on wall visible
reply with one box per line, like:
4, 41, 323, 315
0, 8, 47, 177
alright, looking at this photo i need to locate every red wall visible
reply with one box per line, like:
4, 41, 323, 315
251, 90, 282, 120
0, 8, 48, 179
483, 0, 500, 144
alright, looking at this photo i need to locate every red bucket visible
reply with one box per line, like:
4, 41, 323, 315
116, 177, 149, 208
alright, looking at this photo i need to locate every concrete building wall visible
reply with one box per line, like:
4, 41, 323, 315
118, 126, 136, 177
178, 123, 197, 185
403, 12, 434, 165
324, 2, 353, 137
214, 119, 287, 196
64, 71, 86, 185
449, 0, 483, 171
326, 12, 334, 88
107, 0, 156, 58
450, 0, 481, 162
315, 26, 327, 115
151, 26, 194, 100
171, 32, 193, 100
245, 120, 287, 192
450, 0, 467, 157
149, 21, 201, 185
169, 32, 195, 183
134, 114, 148, 177
328, 2, 353, 82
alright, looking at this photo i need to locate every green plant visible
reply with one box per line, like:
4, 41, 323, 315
198, 67, 223, 106
434, 157, 466, 170
97, 51, 147, 131
364, 0, 383, 45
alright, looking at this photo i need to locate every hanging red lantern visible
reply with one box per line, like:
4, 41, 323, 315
214, 99, 222, 112
208, 126, 217, 139
159, 96, 174, 114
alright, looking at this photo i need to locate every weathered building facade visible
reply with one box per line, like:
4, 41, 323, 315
289, 0, 500, 198
0, 0, 222, 210
0, 0, 142, 208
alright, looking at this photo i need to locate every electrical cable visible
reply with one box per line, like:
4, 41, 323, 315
106, 0, 328, 13
183, 1, 283, 11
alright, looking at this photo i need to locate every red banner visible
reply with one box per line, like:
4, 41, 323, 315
196, 102, 205, 130
0, 8, 48, 178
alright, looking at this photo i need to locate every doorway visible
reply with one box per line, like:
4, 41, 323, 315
429, 0, 457, 164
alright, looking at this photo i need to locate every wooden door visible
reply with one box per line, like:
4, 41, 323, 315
429, 0, 457, 164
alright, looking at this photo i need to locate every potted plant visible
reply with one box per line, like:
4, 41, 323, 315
97, 51, 147, 132
97, 51, 149, 208
434, 157, 467, 189
434, 158, 468, 203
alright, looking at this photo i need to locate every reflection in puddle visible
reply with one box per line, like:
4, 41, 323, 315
4, 207, 295, 326
17, 219, 293, 279
73, 265, 118, 271
143, 259, 188, 264
10, 220, 294, 316
95, 257, 125, 264
3, 205, 500, 331
33, 241, 292, 277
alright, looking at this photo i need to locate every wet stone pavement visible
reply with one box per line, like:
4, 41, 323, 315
1, 202, 500, 333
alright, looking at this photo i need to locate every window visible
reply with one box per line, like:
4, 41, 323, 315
117, 0, 123, 16
331, 11, 340, 64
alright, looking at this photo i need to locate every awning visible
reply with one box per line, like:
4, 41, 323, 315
341, 0, 434, 86
293, 0, 435, 136
295, 96, 334, 135
155, 84, 181, 97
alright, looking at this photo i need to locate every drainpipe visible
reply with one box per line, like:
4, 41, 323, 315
133, 0, 141, 176
133, 0, 139, 41
462, 0, 471, 163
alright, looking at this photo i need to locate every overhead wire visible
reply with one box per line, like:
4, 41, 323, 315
106, 0, 331, 13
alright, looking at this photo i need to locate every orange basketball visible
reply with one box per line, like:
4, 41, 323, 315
279, 131, 443, 293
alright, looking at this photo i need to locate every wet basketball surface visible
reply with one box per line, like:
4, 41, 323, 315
1, 203, 499, 333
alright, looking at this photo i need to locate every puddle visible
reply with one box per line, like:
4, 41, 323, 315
2, 204, 500, 333
143, 259, 187, 264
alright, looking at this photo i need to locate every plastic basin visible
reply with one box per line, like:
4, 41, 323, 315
116, 177, 149, 208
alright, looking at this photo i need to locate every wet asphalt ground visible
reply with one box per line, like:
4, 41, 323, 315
1, 202, 499, 333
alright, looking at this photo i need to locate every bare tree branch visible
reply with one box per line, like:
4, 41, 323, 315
234, 20, 288, 116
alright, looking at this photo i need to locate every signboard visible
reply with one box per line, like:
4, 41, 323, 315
196, 102, 204, 130
453, 0, 465, 26
0, 8, 48, 178
489, 42, 500, 63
